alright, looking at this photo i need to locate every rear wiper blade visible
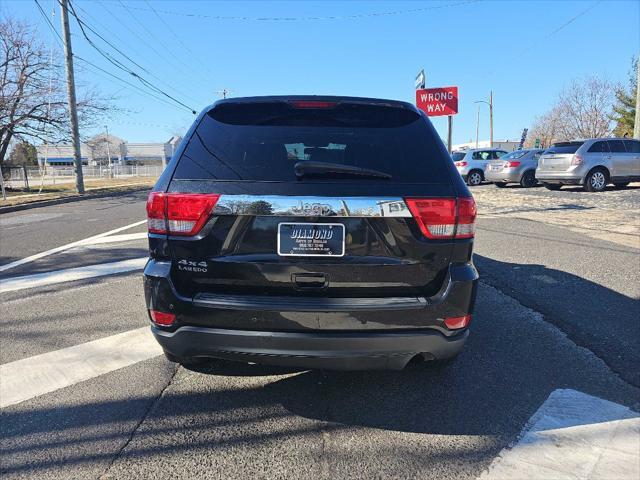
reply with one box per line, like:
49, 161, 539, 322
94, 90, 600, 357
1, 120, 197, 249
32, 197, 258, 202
294, 161, 392, 180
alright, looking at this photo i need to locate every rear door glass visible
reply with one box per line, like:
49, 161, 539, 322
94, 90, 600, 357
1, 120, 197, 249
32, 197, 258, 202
173, 102, 451, 183
545, 142, 584, 154
472, 151, 491, 160
623, 140, 640, 153
588, 141, 610, 153
608, 140, 626, 153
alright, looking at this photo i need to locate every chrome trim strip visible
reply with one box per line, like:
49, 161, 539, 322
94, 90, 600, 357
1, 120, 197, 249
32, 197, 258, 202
212, 195, 412, 217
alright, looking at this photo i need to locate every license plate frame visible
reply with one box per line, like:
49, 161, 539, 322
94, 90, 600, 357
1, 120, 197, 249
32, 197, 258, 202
277, 223, 345, 257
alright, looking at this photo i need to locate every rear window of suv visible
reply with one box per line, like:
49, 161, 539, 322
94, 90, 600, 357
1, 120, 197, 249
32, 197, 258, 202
544, 141, 584, 154
173, 101, 450, 183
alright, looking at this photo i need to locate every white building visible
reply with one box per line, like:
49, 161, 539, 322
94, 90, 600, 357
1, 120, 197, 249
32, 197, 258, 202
452, 139, 520, 151
37, 134, 182, 167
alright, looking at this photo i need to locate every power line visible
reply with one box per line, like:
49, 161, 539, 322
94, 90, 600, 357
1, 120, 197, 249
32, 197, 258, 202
109, 0, 481, 21
142, 0, 217, 82
75, 56, 189, 112
34, 0, 194, 117
71, 0, 204, 104
115, 0, 206, 79
485, 0, 603, 78
64, 0, 197, 113
34, 0, 63, 45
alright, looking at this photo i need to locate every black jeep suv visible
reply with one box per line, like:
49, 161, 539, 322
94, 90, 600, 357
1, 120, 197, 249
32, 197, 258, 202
144, 96, 478, 370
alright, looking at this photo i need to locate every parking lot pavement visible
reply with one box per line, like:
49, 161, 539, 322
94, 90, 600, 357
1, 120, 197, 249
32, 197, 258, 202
473, 183, 640, 248
1, 190, 639, 479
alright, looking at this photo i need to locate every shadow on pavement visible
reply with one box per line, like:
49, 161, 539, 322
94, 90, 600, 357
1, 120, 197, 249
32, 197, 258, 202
474, 254, 640, 387
2, 255, 640, 477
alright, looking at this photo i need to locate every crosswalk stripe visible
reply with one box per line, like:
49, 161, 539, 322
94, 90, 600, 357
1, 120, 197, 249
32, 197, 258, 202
0, 327, 162, 408
0, 220, 146, 273
0, 257, 147, 293
479, 389, 640, 480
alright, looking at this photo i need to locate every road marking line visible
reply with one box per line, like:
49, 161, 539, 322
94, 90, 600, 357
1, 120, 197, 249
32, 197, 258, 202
479, 389, 640, 480
0, 257, 147, 293
0, 220, 146, 273
0, 327, 162, 408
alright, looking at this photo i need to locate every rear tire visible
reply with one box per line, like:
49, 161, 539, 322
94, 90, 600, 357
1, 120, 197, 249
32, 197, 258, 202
613, 182, 630, 189
584, 168, 608, 192
520, 170, 537, 188
466, 170, 483, 186
163, 350, 208, 366
543, 183, 562, 191
494, 182, 508, 188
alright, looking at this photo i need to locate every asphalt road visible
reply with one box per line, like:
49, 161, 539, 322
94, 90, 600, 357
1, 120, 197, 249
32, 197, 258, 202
1, 190, 639, 479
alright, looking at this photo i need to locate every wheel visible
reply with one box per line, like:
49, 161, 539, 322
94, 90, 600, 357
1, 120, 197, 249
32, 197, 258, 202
163, 350, 207, 366
520, 170, 537, 188
584, 168, 608, 192
494, 182, 508, 188
543, 183, 562, 191
466, 170, 483, 186
613, 182, 629, 189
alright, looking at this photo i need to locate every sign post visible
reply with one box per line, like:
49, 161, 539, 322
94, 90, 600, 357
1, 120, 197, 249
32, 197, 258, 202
415, 69, 425, 90
415, 86, 459, 153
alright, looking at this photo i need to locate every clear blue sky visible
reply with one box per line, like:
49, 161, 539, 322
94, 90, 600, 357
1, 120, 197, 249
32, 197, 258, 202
3, 0, 639, 144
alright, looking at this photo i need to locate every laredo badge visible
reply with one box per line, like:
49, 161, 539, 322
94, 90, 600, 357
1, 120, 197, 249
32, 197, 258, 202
177, 259, 208, 273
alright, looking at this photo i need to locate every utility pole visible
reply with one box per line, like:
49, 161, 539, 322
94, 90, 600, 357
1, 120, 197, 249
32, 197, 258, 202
634, 58, 640, 139
105, 125, 113, 178
447, 116, 453, 154
489, 91, 494, 148
475, 105, 480, 148
60, 0, 84, 193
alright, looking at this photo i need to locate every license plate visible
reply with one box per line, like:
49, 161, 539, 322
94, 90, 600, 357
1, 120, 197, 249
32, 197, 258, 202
277, 223, 345, 257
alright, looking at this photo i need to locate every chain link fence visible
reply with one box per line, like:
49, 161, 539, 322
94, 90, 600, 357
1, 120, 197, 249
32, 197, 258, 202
2, 164, 164, 190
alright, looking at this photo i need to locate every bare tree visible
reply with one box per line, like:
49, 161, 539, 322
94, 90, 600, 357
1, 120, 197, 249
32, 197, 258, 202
526, 106, 563, 148
525, 76, 614, 147
0, 17, 111, 165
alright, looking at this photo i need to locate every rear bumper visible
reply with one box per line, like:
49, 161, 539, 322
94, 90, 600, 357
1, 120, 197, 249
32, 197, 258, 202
153, 325, 469, 370
535, 167, 586, 184
143, 258, 477, 370
485, 170, 522, 183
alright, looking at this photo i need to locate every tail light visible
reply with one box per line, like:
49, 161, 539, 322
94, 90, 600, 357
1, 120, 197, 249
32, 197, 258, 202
504, 161, 521, 168
454, 161, 468, 167
444, 314, 472, 329
289, 100, 337, 109
571, 154, 583, 166
149, 309, 175, 327
146, 192, 220, 236
405, 197, 477, 240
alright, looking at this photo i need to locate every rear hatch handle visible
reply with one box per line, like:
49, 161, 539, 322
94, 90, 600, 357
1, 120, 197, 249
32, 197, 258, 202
292, 273, 328, 290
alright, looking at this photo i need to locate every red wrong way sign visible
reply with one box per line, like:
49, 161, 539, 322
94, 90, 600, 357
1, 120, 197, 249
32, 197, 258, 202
416, 86, 458, 116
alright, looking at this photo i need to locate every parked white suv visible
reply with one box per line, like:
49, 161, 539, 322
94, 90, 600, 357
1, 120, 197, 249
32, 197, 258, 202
536, 138, 640, 192
452, 148, 508, 186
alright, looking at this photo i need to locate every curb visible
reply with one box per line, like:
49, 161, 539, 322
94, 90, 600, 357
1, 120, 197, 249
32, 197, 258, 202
0, 186, 151, 214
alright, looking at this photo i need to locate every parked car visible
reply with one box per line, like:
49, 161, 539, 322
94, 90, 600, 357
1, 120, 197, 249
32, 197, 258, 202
485, 148, 545, 188
452, 148, 509, 186
536, 138, 640, 192
144, 96, 478, 371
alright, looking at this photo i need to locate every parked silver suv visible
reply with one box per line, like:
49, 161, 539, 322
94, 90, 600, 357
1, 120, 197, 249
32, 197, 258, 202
536, 138, 640, 192
452, 148, 508, 186
485, 148, 545, 188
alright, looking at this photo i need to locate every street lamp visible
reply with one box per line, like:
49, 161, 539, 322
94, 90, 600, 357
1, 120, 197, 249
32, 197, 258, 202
474, 91, 493, 148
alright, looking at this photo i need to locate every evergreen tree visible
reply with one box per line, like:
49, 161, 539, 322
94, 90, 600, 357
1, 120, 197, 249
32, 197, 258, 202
612, 57, 637, 137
